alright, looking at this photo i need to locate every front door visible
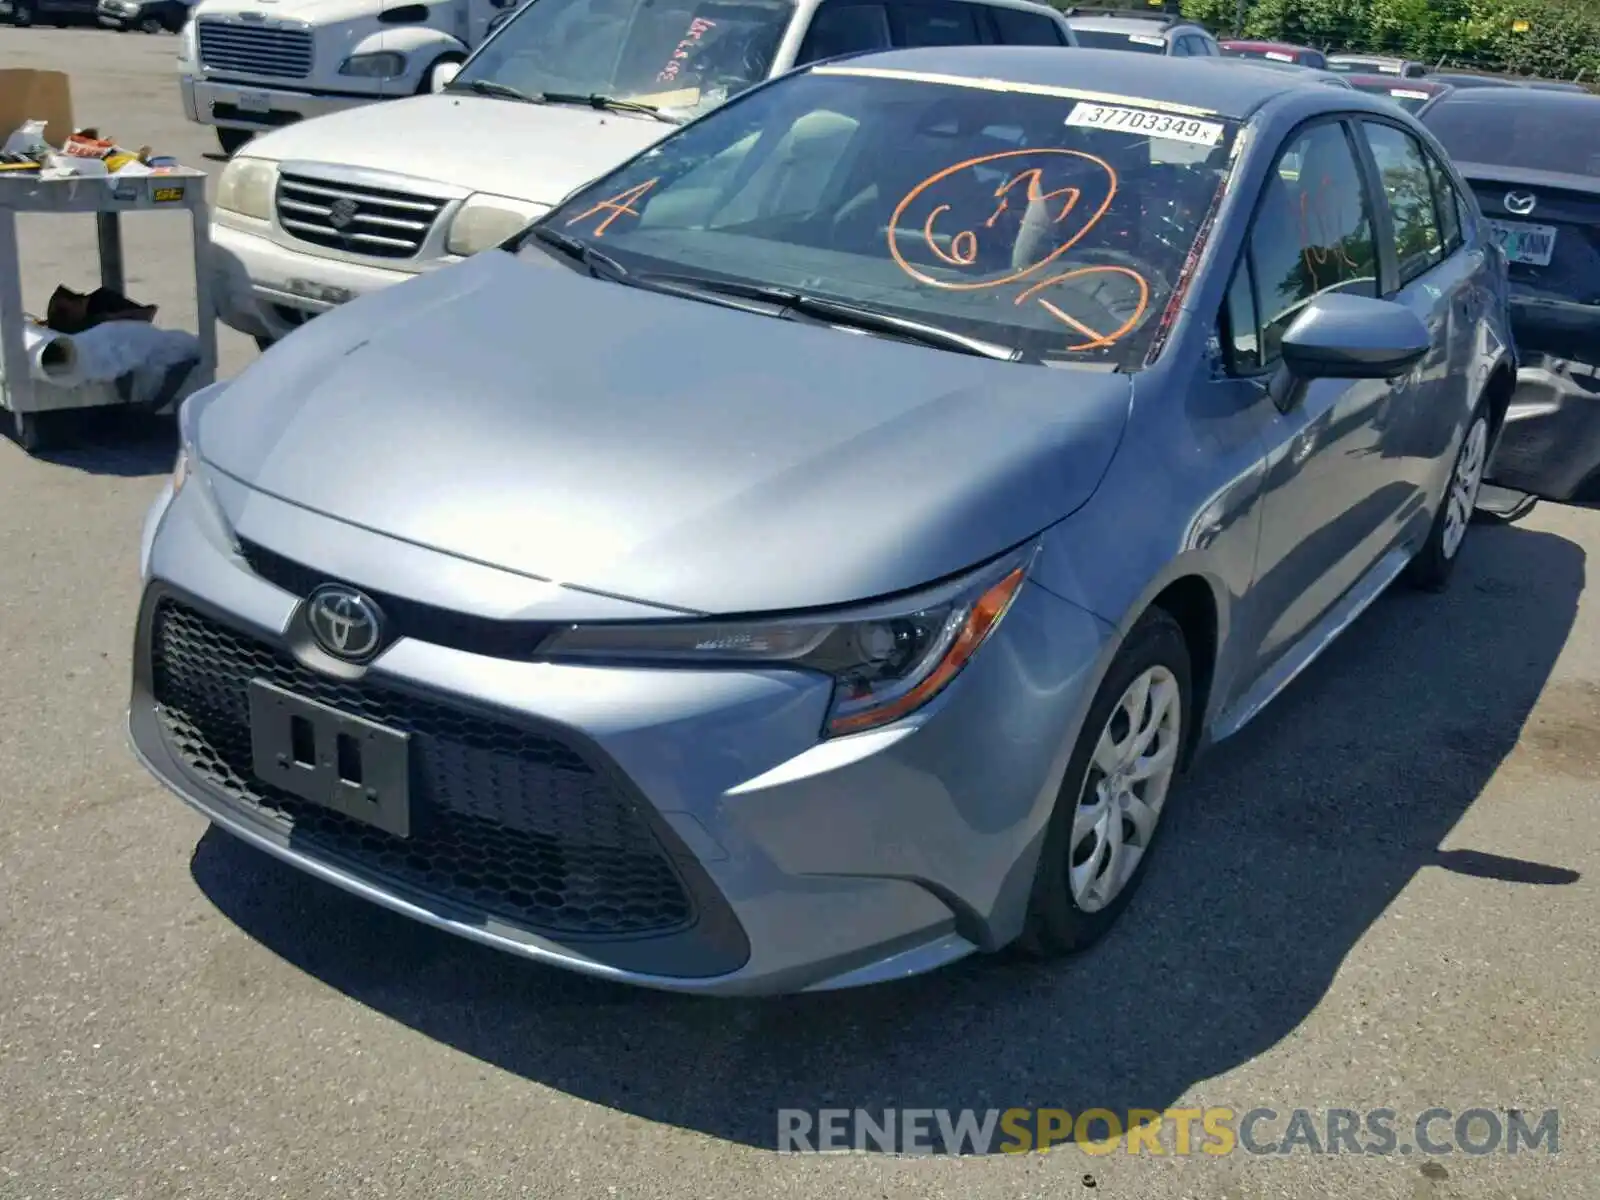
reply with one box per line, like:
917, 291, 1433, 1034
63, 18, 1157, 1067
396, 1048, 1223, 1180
1225, 118, 1417, 677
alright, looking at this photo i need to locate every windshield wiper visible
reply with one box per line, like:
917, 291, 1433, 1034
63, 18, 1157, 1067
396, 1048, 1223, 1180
527, 225, 629, 281
539, 91, 682, 123
639, 274, 1023, 361
445, 78, 544, 105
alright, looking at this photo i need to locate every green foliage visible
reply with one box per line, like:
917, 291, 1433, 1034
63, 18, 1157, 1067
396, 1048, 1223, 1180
1179, 0, 1600, 80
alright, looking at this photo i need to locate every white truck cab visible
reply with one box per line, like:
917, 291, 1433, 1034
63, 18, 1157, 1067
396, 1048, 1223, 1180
178, 0, 520, 156
206, 0, 1078, 347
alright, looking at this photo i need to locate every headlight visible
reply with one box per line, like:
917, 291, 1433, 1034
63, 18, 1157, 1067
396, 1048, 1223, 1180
540, 547, 1035, 737
214, 156, 277, 220
445, 194, 551, 257
340, 51, 408, 78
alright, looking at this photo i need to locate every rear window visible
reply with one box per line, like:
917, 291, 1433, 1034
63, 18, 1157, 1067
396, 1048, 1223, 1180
1072, 28, 1166, 53
1424, 101, 1600, 176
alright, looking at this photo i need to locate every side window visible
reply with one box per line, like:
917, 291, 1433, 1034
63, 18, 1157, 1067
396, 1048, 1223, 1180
1241, 121, 1380, 367
1222, 256, 1261, 373
1359, 121, 1444, 286
1169, 35, 1189, 56
891, 0, 981, 47
796, 2, 892, 63
1422, 150, 1462, 253
989, 6, 1067, 45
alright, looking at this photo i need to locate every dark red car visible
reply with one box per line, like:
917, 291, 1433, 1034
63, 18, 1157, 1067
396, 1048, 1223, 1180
1218, 39, 1328, 70
1342, 74, 1453, 114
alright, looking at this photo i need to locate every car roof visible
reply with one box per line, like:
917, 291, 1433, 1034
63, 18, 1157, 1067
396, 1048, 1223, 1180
1063, 14, 1189, 33
1329, 53, 1416, 66
1423, 85, 1600, 111
1220, 39, 1318, 53
822, 45, 1378, 119
1343, 74, 1448, 92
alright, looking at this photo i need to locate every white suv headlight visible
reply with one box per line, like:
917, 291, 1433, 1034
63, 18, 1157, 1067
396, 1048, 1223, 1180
445, 194, 550, 257
214, 156, 278, 220
539, 546, 1036, 738
340, 51, 408, 78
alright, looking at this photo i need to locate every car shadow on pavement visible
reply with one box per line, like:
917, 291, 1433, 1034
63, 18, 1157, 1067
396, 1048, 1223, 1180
190, 519, 1586, 1152
35, 410, 177, 477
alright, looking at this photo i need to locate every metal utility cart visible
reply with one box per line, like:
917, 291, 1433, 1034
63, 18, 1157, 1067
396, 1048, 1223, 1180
0, 166, 217, 452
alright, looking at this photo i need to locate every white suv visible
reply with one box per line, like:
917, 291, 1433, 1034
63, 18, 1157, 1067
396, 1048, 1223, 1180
209, 0, 1080, 347
1061, 6, 1219, 56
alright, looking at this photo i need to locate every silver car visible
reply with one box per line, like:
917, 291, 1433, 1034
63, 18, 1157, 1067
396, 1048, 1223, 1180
132, 46, 1515, 996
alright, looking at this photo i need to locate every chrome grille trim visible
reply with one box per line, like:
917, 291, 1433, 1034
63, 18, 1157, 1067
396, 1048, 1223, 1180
275, 172, 451, 259
197, 20, 314, 80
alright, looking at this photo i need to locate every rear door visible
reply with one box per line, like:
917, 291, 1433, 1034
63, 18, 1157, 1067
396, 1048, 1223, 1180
986, 3, 1070, 45
1353, 118, 1481, 489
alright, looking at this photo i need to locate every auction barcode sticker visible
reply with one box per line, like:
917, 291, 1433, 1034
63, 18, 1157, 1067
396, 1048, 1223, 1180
1065, 102, 1225, 146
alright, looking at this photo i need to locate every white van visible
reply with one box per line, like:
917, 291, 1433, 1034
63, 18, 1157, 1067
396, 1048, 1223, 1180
206, 0, 1079, 347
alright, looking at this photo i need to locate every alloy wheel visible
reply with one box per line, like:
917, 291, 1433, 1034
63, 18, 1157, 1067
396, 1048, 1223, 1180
1442, 416, 1489, 560
1069, 665, 1183, 913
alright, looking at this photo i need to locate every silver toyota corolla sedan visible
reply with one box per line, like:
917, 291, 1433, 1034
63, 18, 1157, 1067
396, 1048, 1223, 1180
132, 46, 1516, 996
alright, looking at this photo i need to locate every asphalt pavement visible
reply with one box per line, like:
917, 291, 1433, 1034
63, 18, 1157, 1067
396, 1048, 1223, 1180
0, 27, 1597, 1200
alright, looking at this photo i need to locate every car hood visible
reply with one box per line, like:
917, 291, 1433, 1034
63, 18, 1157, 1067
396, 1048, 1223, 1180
198, 250, 1132, 616
246, 94, 672, 207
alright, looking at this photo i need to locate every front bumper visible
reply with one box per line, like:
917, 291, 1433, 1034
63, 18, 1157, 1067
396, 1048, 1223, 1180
1487, 355, 1600, 502
209, 220, 431, 341
131, 473, 1113, 995
180, 73, 378, 131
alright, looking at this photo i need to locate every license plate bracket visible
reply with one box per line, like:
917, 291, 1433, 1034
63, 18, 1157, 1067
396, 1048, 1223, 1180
248, 679, 412, 838
1484, 217, 1558, 267
237, 91, 272, 114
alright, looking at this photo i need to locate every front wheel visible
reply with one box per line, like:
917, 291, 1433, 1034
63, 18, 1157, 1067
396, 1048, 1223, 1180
1404, 403, 1491, 592
1017, 607, 1192, 957
138, 14, 163, 31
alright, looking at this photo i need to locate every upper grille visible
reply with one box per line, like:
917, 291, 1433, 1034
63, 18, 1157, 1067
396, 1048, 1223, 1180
150, 599, 695, 939
275, 172, 448, 259
238, 539, 558, 660
197, 21, 313, 79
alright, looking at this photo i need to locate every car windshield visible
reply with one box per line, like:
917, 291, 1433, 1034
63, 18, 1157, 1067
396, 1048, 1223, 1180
1348, 81, 1434, 112
453, 0, 795, 117
1424, 101, 1600, 175
523, 65, 1239, 369
1071, 28, 1167, 53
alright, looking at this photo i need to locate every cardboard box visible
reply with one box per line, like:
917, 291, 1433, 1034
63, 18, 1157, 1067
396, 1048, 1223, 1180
0, 69, 75, 151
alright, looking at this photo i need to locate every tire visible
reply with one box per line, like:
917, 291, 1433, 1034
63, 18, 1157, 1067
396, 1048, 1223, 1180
1404, 400, 1492, 592
11, 0, 34, 25
1017, 607, 1193, 957
418, 54, 464, 95
139, 14, 162, 31
215, 127, 253, 157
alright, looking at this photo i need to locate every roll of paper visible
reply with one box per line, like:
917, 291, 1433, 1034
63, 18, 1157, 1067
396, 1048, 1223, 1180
17, 322, 84, 387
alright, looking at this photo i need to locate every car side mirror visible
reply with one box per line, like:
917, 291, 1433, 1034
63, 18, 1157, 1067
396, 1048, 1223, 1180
1269, 293, 1430, 410
431, 62, 462, 92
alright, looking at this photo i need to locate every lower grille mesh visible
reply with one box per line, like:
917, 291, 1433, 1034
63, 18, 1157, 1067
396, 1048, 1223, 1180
149, 599, 694, 938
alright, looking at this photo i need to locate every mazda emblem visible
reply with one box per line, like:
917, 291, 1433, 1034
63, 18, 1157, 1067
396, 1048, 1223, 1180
327, 196, 360, 230
1504, 191, 1537, 216
305, 584, 385, 661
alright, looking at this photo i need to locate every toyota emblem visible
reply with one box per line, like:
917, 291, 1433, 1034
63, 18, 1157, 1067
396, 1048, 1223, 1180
327, 196, 360, 230
1504, 191, 1537, 216
305, 584, 385, 661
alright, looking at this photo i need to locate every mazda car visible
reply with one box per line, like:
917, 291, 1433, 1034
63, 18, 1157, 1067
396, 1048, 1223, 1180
132, 46, 1514, 995
1419, 86, 1600, 502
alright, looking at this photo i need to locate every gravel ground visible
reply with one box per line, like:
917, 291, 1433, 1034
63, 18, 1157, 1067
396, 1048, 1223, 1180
0, 27, 1596, 1200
